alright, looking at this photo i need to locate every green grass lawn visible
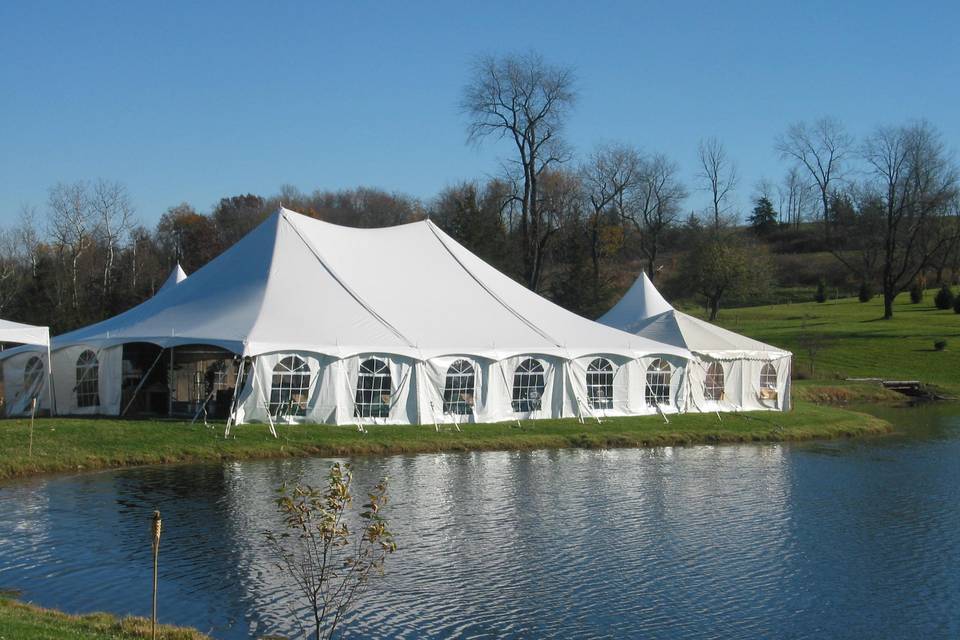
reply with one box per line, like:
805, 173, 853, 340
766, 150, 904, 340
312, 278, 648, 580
0, 595, 208, 640
0, 402, 890, 481
702, 289, 960, 392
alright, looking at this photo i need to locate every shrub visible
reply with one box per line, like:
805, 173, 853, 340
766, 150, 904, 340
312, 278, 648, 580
934, 339, 948, 351
909, 281, 924, 304
934, 284, 955, 310
815, 279, 827, 303
954, 295, 960, 314
858, 281, 874, 303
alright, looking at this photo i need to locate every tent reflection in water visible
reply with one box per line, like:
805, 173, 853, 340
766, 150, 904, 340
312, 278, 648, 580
598, 271, 792, 412
0, 318, 53, 416
17, 208, 693, 427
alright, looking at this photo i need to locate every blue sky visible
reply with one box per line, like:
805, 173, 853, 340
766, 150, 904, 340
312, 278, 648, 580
1, 1, 958, 228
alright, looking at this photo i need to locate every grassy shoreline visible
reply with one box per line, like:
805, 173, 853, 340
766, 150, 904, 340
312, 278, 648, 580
0, 594, 209, 640
0, 398, 892, 482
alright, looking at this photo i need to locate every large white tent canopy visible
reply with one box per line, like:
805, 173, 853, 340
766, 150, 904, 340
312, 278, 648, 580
599, 272, 792, 412
55, 209, 686, 361
22, 208, 694, 425
0, 319, 49, 348
0, 318, 52, 416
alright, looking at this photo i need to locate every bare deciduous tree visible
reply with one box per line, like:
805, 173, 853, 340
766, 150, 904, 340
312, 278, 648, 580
47, 181, 93, 310
843, 121, 960, 319
628, 153, 687, 278
90, 179, 135, 297
777, 166, 815, 228
580, 144, 641, 302
776, 117, 853, 237
697, 137, 737, 229
461, 51, 576, 290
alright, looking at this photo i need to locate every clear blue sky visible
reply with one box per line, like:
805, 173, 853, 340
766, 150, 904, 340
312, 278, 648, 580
1, 0, 958, 228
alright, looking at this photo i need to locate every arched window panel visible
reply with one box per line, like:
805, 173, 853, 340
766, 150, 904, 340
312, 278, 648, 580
24, 356, 44, 400
355, 357, 392, 418
645, 358, 672, 407
270, 356, 311, 418
512, 358, 545, 413
760, 363, 778, 390
586, 358, 614, 410
705, 362, 725, 402
76, 350, 100, 408
443, 359, 475, 415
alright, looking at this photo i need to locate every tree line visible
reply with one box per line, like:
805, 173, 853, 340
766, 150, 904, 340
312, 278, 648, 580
2, 52, 957, 334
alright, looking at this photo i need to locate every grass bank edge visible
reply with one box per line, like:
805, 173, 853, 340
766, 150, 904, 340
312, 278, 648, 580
0, 400, 892, 481
0, 594, 209, 640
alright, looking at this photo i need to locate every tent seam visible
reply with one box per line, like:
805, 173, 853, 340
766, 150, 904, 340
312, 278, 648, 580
424, 220, 564, 348
279, 210, 417, 349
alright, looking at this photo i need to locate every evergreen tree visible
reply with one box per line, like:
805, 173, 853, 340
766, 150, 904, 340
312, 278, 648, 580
748, 197, 778, 235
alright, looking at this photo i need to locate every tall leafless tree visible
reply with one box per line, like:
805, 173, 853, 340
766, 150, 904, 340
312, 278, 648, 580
580, 144, 641, 303
776, 117, 853, 238
846, 121, 960, 319
777, 166, 815, 228
90, 179, 135, 297
696, 137, 737, 229
628, 153, 688, 278
461, 51, 576, 290
47, 182, 93, 310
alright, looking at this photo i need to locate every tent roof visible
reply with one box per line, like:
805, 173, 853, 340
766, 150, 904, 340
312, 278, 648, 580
53, 208, 690, 360
598, 271, 790, 360
158, 263, 188, 293
627, 310, 790, 360
597, 271, 673, 327
0, 318, 49, 347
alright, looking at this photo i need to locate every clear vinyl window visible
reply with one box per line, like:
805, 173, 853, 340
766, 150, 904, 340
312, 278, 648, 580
270, 356, 311, 418
23, 356, 44, 400
586, 358, 614, 410
705, 362, 725, 401
76, 350, 100, 408
760, 363, 777, 390
645, 358, 672, 406
512, 358, 545, 412
355, 357, 392, 418
443, 359, 476, 415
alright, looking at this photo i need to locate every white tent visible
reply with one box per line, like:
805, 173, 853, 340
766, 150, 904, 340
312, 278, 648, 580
0, 318, 53, 416
598, 272, 792, 412
157, 263, 188, 293
39, 208, 692, 425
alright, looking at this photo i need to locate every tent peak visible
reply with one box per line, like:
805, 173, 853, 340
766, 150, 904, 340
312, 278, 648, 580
597, 270, 674, 330
158, 262, 189, 294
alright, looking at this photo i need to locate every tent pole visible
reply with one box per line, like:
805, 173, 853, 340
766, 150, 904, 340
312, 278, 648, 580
224, 357, 245, 438
121, 348, 165, 417
191, 386, 217, 426
45, 330, 55, 416
167, 347, 174, 417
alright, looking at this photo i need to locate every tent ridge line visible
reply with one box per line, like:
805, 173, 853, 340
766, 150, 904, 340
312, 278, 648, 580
424, 221, 564, 349
279, 211, 416, 349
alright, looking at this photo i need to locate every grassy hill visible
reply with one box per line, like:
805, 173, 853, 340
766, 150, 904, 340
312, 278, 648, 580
698, 288, 960, 392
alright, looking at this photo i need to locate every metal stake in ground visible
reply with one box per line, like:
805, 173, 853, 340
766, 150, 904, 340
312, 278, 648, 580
151, 510, 162, 639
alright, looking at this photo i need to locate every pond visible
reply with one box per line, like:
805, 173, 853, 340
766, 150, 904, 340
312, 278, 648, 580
1, 404, 959, 639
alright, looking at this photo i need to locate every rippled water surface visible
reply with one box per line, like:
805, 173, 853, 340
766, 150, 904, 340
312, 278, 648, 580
2, 405, 960, 639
